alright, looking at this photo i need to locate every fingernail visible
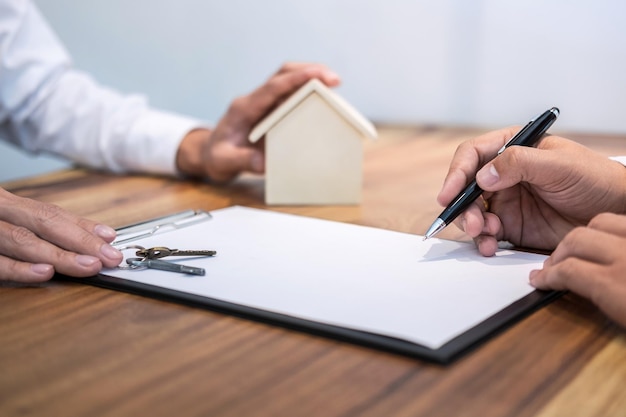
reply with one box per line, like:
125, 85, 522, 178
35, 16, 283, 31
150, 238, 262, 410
31, 263, 53, 276
477, 164, 499, 187
76, 255, 100, 267
100, 244, 122, 261
94, 224, 117, 240
529, 269, 538, 285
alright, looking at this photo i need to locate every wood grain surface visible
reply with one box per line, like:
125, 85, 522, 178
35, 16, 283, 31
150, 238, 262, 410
1, 126, 625, 417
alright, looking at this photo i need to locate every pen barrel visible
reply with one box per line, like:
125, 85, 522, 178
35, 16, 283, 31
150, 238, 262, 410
505, 108, 558, 148
429, 107, 559, 236
439, 180, 483, 224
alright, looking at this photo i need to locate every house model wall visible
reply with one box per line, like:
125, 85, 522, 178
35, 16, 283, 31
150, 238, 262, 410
249, 79, 377, 205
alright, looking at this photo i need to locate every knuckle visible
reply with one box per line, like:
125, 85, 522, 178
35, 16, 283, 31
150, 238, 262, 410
9, 225, 37, 247
538, 134, 565, 150
547, 259, 576, 290
588, 212, 613, 229
229, 96, 246, 111
455, 140, 475, 155
229, 94, 261, 125
279, 62, 293, 72
563, 227, 587, 245
502, 145, 524, 167
227, 96, 249, 118
77, 229, 98, 248
34, 203, 65, 226
555, 259, 576, 281
557, 230, 584, 256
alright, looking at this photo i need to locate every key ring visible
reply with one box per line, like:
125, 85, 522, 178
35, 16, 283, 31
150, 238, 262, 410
124, 257, 149, 271
116, 245, 147, 269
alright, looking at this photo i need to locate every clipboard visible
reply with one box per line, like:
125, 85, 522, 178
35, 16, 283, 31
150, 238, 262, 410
75, 206, 560, 364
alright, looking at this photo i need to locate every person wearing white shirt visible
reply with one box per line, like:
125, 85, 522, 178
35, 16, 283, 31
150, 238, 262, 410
438, 128, 626, 327
0, 0, 340, 282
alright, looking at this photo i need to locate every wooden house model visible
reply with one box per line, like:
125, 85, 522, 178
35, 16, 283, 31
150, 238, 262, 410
249, 79, 377, 205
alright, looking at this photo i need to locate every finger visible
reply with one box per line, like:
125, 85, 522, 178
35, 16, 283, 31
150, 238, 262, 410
474, 135, 582, 192
587, 212, 626, 237
437, 126, 520, 206
274, 62, 320, 75
230, 67, 341, 126
274, 62, 323, 73
470, 212, 502, 257
0, 256, 54, 283
0, 221, 104, 277
209, 145, 265, 183
475, 146, 548, 191
1, 197, 122, 268
530, 257, 602, 299
474, 234, 499, 257
482, 211, 503, 237
462, 199, 488, 237
548, 227, 618, 266
531, 258, 626, 328
93, 223, 118, 243
452, 197, 496, 239
273, 62, 341, 86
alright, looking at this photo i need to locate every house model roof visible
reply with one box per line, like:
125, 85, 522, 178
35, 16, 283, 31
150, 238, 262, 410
249, 78, 377, 143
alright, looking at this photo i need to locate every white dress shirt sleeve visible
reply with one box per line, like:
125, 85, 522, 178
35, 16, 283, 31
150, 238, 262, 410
0, 0, 207, 176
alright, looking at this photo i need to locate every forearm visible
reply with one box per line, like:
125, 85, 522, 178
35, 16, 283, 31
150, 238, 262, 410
15, 69, 206, 175
0, 0, 207, 176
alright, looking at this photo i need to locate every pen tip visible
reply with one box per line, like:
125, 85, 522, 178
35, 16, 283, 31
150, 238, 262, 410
423, 218, 446, 240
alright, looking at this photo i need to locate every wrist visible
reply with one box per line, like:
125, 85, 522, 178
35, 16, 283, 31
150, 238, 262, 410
176, 128, 211, 178
618, 160, 626, 215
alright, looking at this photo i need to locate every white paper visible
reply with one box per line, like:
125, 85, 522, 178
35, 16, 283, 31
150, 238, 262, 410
104, 206, 547, 350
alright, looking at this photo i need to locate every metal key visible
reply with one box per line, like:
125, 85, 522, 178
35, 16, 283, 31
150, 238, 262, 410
136, 246, 216, 259
126, 257, 205, 276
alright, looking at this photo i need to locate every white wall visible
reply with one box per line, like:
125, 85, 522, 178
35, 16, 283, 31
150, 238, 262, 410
2, 0, 625, 181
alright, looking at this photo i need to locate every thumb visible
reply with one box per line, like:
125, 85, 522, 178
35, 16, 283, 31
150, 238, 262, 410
475, 145, 558, 191
219, 147, 265, 180
245, 147, 265, 173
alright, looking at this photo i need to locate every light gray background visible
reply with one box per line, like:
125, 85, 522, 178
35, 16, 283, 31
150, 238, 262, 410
2, 0, 625, 181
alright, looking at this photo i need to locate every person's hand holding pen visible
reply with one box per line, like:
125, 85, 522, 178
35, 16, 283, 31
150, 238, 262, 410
435, 128, 626, 256
433, 118, 626, 327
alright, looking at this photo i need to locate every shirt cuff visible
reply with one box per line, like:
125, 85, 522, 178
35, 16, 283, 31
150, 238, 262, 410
125, 109, 211, 176
609, 156, 626, 166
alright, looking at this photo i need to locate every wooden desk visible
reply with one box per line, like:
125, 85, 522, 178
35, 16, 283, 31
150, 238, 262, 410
1, 126, 625, 417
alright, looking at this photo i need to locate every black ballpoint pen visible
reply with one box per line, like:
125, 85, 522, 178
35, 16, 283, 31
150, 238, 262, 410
423, 107, 560, 240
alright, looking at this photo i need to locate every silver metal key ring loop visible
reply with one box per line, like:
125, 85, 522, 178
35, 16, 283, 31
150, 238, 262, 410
116, 245, 147, 270
123, 257, 148, 271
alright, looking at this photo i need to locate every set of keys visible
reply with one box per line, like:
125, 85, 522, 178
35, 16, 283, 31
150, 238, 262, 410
119, 245, 216, 276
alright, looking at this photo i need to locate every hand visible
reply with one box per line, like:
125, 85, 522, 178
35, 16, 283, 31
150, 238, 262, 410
0, 187, 123, 283
437, 128, 626, 256
530, 212, 626, 327
176, 62, 341, 183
